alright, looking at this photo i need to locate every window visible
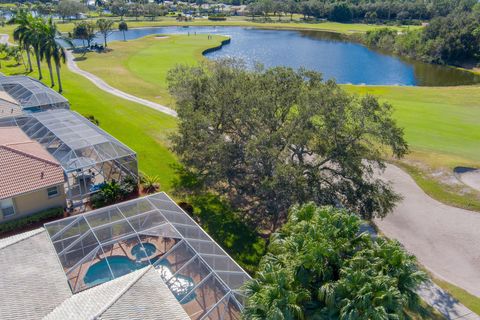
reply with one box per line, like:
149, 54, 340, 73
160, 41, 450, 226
1, 198, 15, 218
47, 186, 59, 198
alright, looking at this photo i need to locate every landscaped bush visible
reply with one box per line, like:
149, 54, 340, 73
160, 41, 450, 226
140, 172, 161, 194
0, 207, 63, 235
91, 176, 139, 208
208, 16, 227, 21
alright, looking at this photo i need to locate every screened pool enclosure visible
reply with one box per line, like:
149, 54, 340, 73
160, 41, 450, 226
45, 193, 249, 319
0, 76, 69, 118
0, 109, 137, 202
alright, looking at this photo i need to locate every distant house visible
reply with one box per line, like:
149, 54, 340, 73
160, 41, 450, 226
0, 109, 138, 206
0, 127, 66, 223
0, 192, 249, 320
0, 75, 69, 119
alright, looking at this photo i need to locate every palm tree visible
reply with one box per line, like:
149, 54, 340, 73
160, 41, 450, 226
40, 19, 57, 87
52, 44, 66, 93
12, 11, 34, 72
21, 17, 45, 80
40, 19, 66, 93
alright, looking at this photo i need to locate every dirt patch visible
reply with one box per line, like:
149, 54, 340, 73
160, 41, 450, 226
454, 167, 480, 191
154, 36, 169, 40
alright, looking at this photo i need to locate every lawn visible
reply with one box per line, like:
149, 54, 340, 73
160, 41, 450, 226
345, 85, 480, 165
74, 34, 228, 107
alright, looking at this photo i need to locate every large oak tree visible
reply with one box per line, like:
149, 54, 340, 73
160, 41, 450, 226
168, 60, 408, 234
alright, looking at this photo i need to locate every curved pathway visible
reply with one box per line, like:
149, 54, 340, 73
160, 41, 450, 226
65, 50, 177, 117
64, 45, 479, 318
378, 164, 480, 298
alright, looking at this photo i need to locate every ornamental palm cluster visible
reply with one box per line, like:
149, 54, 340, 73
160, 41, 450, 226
11, 11, 67, 92
243, 204, 427, 320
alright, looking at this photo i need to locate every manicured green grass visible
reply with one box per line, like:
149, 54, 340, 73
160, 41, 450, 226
0, 59, 179, 191
345, 85, 480, 164
74, 34, 227, 107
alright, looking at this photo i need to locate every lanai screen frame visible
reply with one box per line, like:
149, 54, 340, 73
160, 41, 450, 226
45, 192, 250, 319
0, 75, 70, 113
0, 109, 138, 201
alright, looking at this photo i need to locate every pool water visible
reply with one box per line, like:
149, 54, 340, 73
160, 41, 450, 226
84, 255, 146, 286
131, 243, 156, 260
83, 255, 196, 304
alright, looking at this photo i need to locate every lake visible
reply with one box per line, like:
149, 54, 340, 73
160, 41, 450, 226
77, 26, 480, 86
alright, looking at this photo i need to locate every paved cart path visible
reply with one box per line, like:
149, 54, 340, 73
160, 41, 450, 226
376, 164, 480, 299
65, 50, 177, 117
65, 46, 479, 319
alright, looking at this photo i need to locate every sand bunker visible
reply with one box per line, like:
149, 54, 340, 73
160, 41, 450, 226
454, 167, 480, 191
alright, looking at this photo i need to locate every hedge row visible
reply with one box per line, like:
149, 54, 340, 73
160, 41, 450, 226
0, 207, 64, 235
208, 16, 227, 21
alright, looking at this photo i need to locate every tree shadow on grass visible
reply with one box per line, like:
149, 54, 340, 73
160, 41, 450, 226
180, 194, 265, 275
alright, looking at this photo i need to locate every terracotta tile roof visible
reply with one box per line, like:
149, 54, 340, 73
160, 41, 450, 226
0, 127, 64, 200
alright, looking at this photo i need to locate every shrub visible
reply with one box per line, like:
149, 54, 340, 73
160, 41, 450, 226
208, 16, 227, 21
0, 207, 63, 235
83, 114, 100, 126
121, 175, 139, 195
140, 172, 161, 194
91, 176, 138, 208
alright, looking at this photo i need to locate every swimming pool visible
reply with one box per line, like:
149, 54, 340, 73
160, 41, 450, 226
83, 256, 146, 286
83, 254, 196, 304
157, 260, 196, 303
131, 243, 157, 260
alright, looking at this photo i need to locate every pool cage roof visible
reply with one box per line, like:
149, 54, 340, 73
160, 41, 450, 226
0, 109, 136, 172
44, 192, 250, 319
0, 75, 69, 110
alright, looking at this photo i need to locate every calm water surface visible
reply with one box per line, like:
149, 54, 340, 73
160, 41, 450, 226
78, 26, 480, 86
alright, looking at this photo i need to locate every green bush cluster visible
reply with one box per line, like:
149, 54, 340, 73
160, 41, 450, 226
0, 207, 64, 235
361, 6, 480, 66
91, 176, 138, 208
208, 15, 227, 21
243, 203, 427, 319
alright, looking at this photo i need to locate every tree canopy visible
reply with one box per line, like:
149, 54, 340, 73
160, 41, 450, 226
243, 203, 427, 319
168, 60, 407, 234
362, 5, 480, 65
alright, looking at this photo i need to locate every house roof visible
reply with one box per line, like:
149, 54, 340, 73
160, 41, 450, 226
0, 75, 69, 110
0, 127, 64, 200
0, 229, 190, 320
0, 192, 249, 319
44, 192, 249, 319
2, 109, 136, 172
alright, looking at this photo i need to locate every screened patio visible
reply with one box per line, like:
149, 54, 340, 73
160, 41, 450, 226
0, 109, 137, 202
0, 75, 69, 116
45, 192, 249, 320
